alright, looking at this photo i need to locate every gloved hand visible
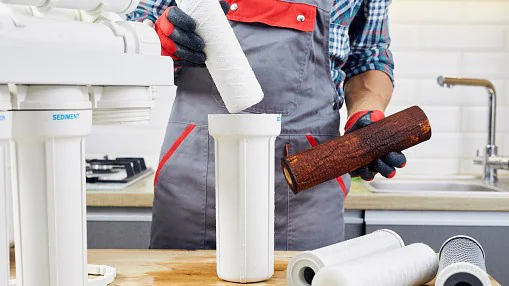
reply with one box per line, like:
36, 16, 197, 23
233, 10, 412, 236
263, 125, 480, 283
345, 110, 407, 181
155, 1, 230, 68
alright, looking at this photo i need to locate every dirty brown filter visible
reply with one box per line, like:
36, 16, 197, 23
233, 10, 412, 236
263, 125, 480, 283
281, 106, 432, 194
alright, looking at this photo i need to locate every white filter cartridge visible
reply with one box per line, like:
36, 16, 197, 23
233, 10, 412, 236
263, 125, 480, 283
436, 235, 492, 286
176, 0, 264, 114
287, 229, 405, 286
209, 114, 281, 283
312, 243, 439, 286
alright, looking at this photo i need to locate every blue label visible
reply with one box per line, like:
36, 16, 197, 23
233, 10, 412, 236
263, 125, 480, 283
52, 113, 80, 121
0, 115, 5, 121
277, 116, 281, 122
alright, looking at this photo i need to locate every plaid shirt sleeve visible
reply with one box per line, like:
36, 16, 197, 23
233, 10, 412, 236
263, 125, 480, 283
126, 0, 176, 23
342, 0, 394, 83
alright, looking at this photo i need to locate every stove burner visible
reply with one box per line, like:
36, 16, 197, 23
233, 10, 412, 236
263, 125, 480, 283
86, 156, 151, 184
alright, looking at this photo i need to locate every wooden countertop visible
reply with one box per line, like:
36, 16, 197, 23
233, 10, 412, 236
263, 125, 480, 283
86, 176, 509, 211
9, 249, 502, 285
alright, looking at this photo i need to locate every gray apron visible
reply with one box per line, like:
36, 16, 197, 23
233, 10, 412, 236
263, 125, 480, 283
151, 0, 351, 251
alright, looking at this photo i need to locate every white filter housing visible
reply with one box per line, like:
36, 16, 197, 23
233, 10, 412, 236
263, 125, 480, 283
0, 85, 11, 286
11, 86, 92, 286
0, 123, 11, 286
209, 114, 281, 283
0, 122, 10, 286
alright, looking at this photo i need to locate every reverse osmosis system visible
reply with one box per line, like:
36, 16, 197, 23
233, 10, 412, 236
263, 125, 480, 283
0, 1, 174, 285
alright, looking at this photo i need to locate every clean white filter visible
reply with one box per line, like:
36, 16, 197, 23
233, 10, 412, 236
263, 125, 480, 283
176, 0, 264, 114
436, 235, 492, 286
209, 114, 281, 283
11, 86, 92, 286
287, 229, 405, 286
312, 243, 439, 286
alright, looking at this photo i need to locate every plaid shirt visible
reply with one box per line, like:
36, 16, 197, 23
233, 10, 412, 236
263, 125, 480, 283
127, 0, 394, 106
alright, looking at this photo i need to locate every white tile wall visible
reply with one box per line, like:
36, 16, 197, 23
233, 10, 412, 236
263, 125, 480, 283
464, 2, 509, 24
87, 0, 509, 178
420, 26, 506, 51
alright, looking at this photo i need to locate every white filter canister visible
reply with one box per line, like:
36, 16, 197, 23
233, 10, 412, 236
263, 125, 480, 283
0, 84, 12, 286
209, 114, 281, 283
0, 112, 11, 286
11, 86, 92, 286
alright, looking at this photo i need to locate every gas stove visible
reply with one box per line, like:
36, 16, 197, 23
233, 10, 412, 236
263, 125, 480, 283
86, 156, 153, 190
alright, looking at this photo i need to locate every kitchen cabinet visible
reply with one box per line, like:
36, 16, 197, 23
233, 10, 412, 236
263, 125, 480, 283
365, 210, 509, 285
87, 208, 363, 249
87, 207, 152, 249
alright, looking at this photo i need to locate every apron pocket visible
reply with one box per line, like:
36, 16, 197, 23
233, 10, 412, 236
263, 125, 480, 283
304, 134, 349, 197
286, 134, 348, 250
151, 122, 210, 249
154, 123, 197, 186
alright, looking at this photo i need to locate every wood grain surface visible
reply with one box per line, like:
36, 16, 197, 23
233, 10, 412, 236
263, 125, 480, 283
10, 249, 500, 285
282, 106, 432, 193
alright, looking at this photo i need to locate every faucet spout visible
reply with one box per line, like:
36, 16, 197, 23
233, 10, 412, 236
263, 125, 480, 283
437, 75, 498, 183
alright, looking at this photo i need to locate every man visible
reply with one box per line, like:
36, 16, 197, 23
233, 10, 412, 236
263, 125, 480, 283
127, 0, 406, 250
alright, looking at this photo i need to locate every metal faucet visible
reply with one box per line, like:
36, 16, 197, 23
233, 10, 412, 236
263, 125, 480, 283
437, 76, 509, 184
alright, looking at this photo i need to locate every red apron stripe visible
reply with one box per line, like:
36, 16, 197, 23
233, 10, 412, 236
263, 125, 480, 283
154, 123, 196, 186
305, 134, 348, 197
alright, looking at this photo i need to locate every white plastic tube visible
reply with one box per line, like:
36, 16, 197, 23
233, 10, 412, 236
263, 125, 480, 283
209, 114, 281, 283
0, 85, 11, 286
11, 86, 92, 286
176, 0, 264, 114
312, 243, 439, 286
0, 13, 125, 55
287, 229, 405, 286
0, 0, 140, 13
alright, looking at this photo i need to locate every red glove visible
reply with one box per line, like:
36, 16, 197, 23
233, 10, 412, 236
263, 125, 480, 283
345, 110, 407, 181
154, 2, 229, 68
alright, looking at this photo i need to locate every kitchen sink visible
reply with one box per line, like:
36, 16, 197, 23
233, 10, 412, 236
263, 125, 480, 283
366, 177, 509, 194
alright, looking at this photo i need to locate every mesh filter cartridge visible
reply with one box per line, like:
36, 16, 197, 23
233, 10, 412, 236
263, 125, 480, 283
436, 235, 492, 286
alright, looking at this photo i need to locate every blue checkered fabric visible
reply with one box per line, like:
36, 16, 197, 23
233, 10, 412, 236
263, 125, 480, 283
127, 0, 394, 104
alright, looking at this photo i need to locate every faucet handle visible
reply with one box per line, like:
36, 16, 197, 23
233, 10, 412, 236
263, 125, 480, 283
474, 149, 484, 165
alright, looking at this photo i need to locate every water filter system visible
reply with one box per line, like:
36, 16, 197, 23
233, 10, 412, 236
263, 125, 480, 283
175, 0, 279, 283
0, 1, 174, 285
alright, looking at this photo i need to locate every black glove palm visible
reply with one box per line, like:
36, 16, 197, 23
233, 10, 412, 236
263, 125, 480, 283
345, 110, 407, 181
